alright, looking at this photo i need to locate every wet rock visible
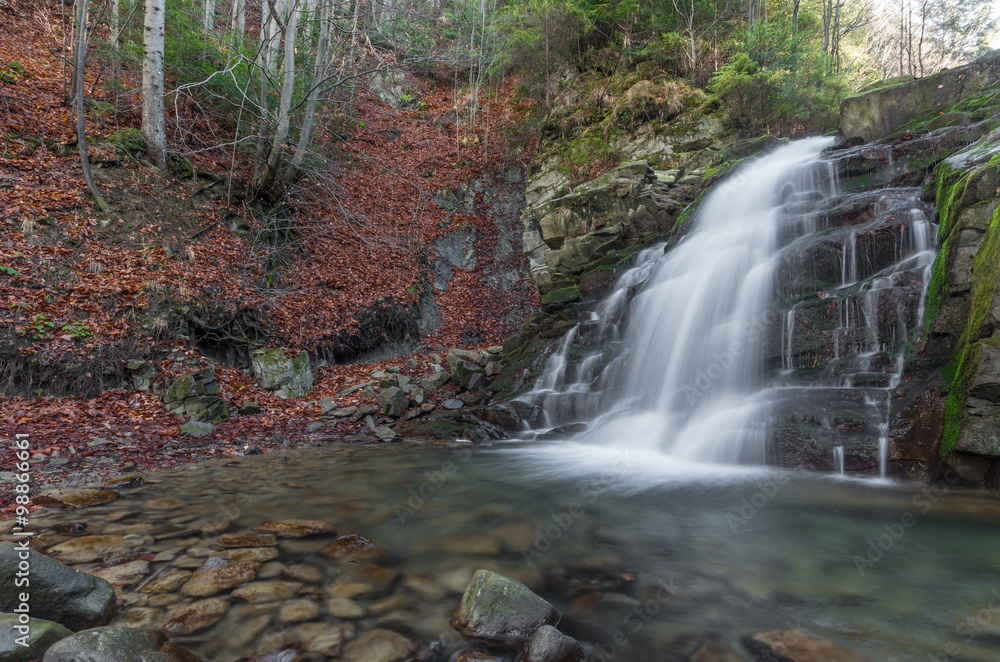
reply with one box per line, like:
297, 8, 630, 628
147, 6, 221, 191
180, 561, 257, 597
373, 425, 399, 441
401, 575, 448, 601
223, 547, 279, 564
302, 625, 350, 656
341, 628, 418, 662
231, 580, 302, 603
161, 597, 229, 635
326, 581, 376, 599
455, 652, 503, 662
670, 633, 748, 661
741, 630, 866, 662
443, 399, 464, 410
281, 564, 323, 583
47, 535, 129, 564
102, 475, 143, 489
0, 543, 117, 631
112, 607, 160, 629
278, 599, 321, 623
42, 626, 200, 662
326, 596, 367, 618
377, 387, 409, 418
90, 560, 150, 586
0, 613, 71, 661
451, 569, 560, 641
216, 533, 277, 548
34, 488, 119, 508
251, 348, 313, 398
139, 570, 192, 593
520, 625, 585, 662
318, 533, 390, 563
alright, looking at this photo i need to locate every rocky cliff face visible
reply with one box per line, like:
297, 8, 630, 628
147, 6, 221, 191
838, 51, 1000, 485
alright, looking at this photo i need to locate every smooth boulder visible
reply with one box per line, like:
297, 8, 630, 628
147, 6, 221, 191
0, 543, 117, 631
520, 625, 585, 662
42, 627, 200, 662
451, 569, 560, 641
0, 613, 71, 662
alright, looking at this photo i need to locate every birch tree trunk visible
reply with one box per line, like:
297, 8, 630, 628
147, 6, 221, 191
203, 0, 215, 32
284, 0, 330, 181
142, 0, 168, 170
231, 0, 245, 37
255, 0, 299, 194
111, 0, 120, 86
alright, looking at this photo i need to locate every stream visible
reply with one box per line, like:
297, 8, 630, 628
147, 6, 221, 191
26, 441, 1000, 661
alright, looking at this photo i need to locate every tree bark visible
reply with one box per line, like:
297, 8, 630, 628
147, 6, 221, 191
74, 0, 109, 211
284, 0, 330, 181
142, 0, 167, 170
254, 0, 299, 195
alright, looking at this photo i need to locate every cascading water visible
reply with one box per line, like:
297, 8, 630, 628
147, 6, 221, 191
519, 137, 937, 477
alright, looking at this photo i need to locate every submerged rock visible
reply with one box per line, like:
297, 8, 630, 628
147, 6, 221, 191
318, 534, 390, 563
252, 519, 336, 538
741, 630, 867, 662
161, 598, 229, 635
33, 488, 119, 508
341, 628, 417, 662
179, 561, 257, 597
42, 627, 200, 662
451, 569, 560, 641
0, 543, 117, 631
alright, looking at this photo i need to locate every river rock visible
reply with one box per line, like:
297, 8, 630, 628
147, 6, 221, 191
90, 560, 150, 586
451, 569, 559, 641
251, 348, 313, 398
48, 535, 129, 564
33, 488, 119, 508
741, 630, 867, 662
341, 628, 417, 662
281, 564, 324, 583
216, 533, 277, 548
161, 597, 229, 635
0, 543, 117, 631
318, 533, 390, 563
180, 561, 257, 597
102, 475, 143, 489
222, 547, 279, 563
520, 625, 585, 662
231, 580, 302, 603
326, 596, 366, 618
278, 599, 320, 623
377, 387, 409, 418
0, 613, 71, 662
42, 627, 200, 662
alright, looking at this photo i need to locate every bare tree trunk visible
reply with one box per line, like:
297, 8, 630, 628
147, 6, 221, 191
203, 0, 215, 33
142, 0, 167, 170
69, 0, 79, 103
74, 0, 109, 211
231, 0, 245, 38
543, 0, 550, 111
111, 0, 119, 87
917, 0, 927, 76
255, 0, 299, 195
284, 0, 330, 181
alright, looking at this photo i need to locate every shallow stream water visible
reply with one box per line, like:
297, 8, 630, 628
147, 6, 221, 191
29, 441, 1000, 661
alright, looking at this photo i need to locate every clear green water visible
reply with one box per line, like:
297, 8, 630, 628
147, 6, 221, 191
29, 441, 1000, 661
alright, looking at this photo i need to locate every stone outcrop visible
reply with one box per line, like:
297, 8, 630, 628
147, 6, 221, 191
840, 49, 1000, 142
522, 161, 693, 294
251, 347, 313, 398
161, 367, 228, 422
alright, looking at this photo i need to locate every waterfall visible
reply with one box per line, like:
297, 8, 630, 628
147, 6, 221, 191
519, 136, 938, 478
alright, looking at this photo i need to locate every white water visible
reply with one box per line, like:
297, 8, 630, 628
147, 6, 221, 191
522, 138, 837, 469
518, 137, 938, 480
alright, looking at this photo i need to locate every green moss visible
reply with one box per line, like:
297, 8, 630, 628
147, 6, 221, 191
938, 195, 1000, 456
540, 286, 582, 308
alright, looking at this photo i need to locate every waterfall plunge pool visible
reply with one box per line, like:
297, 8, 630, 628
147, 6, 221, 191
27, 441, 1000, 661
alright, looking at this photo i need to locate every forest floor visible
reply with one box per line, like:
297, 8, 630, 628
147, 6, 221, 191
0, 0, 541, 514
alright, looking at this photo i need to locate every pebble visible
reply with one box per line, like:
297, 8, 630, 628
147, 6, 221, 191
216, 533, 278, 548
318, 533, 390, 563
161, 597, 230, 635
140, 571, 194, 595
90, 560, 150, 586
180, 562, 258, 597
326, 596, 367, 618
231, 580, 303, 603
223, 547, 280, 563
282, 564, 324, 583
253, 519, 336, 538
278, 599, 321, 623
